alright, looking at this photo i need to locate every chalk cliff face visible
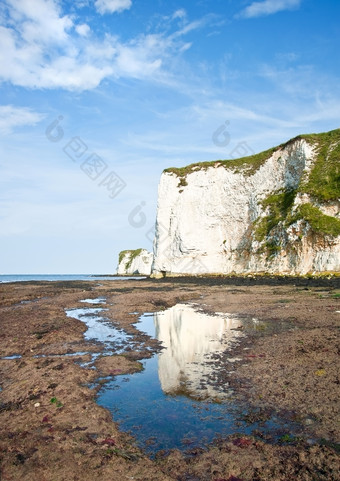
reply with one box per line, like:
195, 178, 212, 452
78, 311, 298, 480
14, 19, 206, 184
117, 249, 153, 276
152, 129, 340, 276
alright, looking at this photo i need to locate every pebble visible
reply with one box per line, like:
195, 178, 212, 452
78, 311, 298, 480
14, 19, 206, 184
34, 402, 40, 408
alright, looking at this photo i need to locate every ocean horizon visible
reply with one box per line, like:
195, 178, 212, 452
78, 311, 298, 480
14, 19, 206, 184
0, 274, 145, 283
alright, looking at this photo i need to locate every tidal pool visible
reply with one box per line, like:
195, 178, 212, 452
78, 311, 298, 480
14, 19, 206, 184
65, 303, 131, 351
96, 304, 293, 454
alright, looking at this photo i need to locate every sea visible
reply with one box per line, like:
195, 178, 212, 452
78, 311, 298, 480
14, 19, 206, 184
0, 274, 145, 283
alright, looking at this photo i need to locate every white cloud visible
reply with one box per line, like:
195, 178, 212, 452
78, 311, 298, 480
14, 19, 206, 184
0, 105, 45, 134
173, 9, 186, 20
260, 63, 321, 97
0, 0, 199, 91
75, 23, 90, 36
9, 0, 73, 44
239, 0, 302, 19
173, 19, 205, 37
0, 0, 114, 90
114, 34, 166, 78
94, 0, 132, 15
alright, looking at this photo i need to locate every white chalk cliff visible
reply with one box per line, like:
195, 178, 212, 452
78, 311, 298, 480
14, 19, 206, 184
152, 129, 340, 276
117, 248, 153, 276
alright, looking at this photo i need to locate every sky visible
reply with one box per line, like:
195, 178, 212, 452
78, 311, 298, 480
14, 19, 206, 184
0, 0, 339, 274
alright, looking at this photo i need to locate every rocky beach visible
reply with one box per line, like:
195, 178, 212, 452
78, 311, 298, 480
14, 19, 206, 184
0, 277, 339, 480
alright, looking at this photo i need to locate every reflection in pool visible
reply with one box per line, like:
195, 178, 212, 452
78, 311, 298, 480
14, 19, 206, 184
97, 304, 260, 453
154, 304, 243, 399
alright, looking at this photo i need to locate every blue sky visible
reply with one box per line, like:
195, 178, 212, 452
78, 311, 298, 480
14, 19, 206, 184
0, 0, 339, 274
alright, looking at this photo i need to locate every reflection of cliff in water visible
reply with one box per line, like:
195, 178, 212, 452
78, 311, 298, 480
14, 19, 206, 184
154, 304, 243, 400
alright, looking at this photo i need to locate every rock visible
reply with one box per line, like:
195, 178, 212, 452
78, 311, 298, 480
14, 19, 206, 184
117, 248, 153, 276
152, 129, 340, 276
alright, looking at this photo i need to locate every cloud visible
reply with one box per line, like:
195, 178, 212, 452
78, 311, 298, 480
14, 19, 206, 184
173, 19, 205, 37
260, 63, 322, 97
239, 0, 302, 19
8, 0, 73, 44
94, 0, 132, 15
173, 9, 186, 20
275, 52, 299, 63
0, 105, 45, 134
0, 1, 200, 91
75, 23, 90, 36
0, 0, 113, 90
114, 36, 163, 78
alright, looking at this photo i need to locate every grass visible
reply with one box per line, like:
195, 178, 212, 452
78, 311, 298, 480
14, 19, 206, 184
254, 191, 340, 257
278, 434, 299, 444
118, 250, 130, 265
163, 129, 340, 202
293, 204, 340, 237
118, 248, 144, 271
255, 190, 297, 241
164, 146, 279, 185
50, 397, 63, 408
300, 129, 340, 202
162, 128, 340, 257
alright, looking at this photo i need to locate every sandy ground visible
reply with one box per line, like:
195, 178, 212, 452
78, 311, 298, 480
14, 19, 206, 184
0, 277, 339, 481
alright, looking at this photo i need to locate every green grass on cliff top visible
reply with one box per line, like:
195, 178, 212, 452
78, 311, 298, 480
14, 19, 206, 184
299, 129, 340, 201
118, 248, 143, 268
164, 128, 340, 202
164, 145, 278, 178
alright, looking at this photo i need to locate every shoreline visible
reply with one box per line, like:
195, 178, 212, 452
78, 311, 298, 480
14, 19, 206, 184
0, 279, 339, 480
6, 273, 336, 294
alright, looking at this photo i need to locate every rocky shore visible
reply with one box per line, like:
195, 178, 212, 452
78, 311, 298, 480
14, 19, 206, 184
0, 277, 339, 480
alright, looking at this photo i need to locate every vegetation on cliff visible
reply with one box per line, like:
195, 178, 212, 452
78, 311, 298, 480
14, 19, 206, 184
300, 128, 340, 202
255, 191, 340, 258
164, 145, 278, 180
293, 204, 340, 237
118, 248, 143, 271
164, 128, 340, 258
253, 129, 340, 255
164, 129, 340, 199
254, 190, 297, 243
